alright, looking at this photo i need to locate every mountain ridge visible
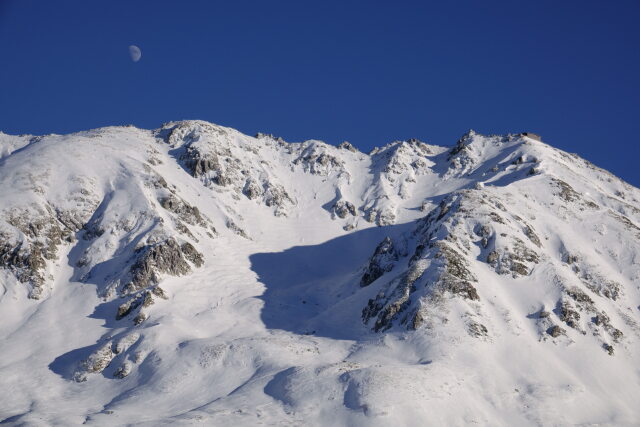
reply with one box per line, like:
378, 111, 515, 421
1, 120, 639, 425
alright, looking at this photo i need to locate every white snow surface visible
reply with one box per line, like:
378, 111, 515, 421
0, 122, 639, 426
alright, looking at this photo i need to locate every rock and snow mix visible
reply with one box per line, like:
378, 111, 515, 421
0, 122, 639, 425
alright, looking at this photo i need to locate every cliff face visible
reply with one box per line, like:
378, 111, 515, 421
1, 122, 639, 425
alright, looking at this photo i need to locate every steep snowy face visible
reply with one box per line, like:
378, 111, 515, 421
356, 132, 640, 343
0, 127, 212, 301
1, 122, 639, 425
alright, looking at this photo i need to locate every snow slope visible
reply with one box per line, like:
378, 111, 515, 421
0, 122, 639, 426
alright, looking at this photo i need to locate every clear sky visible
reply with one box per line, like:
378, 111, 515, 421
1, 0, 639, 185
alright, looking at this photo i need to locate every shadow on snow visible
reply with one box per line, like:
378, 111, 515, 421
250, 221, 415, 341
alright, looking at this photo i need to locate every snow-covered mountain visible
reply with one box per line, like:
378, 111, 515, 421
1, 121, 639, 425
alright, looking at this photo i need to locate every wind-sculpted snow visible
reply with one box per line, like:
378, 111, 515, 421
1, 121, 639, 425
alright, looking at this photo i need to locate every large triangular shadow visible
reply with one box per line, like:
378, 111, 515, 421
249, 221, 415, 340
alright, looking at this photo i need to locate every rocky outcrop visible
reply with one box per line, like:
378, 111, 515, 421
359, 187, 550, 335
226, 219, 250, 239
361, 202, 481, 333
72, 331, 144, 381
164, 121, 297, 217
550, 177, 599, 209
338, 141, 358, 152
263, 183, 295, 217
555, 285, 623, 353
486, 236, 539, 277
102, 236, 204, 323
363, 205, 397, 227
333, 200, 357, 219
116, 287, 166, 321
73, 342, 116, 382
564, 253, 622, 300
123, 238, 203, 295
360, 237, 397, 287
362, 261, 427, 332
0, 203, 88, 299
293, 146, 346, 176
159, 194, 207, 227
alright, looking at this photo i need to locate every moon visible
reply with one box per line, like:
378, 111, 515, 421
129, 45, 142, 62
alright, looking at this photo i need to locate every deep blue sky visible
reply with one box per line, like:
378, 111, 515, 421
1, 1, 639, 185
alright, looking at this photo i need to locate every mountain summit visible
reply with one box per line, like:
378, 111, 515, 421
1, 121, 639, 425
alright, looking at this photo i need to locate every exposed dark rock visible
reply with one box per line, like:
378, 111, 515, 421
608, 210, 640, 239
1, 204, 85, 298
363, 206, 397, 227
133, 312, 147, 325
0, 238, 47, 294
174, 221, 196, 240
467, 322, 489, 337
226, 220, 249, 239
489, 212, 506, 224
123, 238, 203, 295
338, 141, 358, 152
293, 151, 344, 176
242, 178, 263, 200
113, 362, 132, 379
360, 237, 397, 287
263, 183, 295, 217
550, 178, 598, 209
524, 225, 541, 247
610, 328, 623, 341
475, 224, 492, 248
410, 311, 424, 330
593, 312, 608, 326
559, 302, 581, 329
598, 280, 622, 300
159, 194, 206, 226
434, 242, 478, 288
436, 200, 451, 221
565, 254, 579, 265
487, 237, 539, 278
592, 312, 623, 341
73, 342, 115, 382
510, 261, 529, 276
181, 242, 204, 267
362, 296, 385, 326
448, 131, 474, 159
372, 298, 412, 332
141, 291, 155, 308
566, 287, 594, 305
152, 286, 168, 299
116, 298, 142, 320
547, 325, 566, 337
181, 147, 221, 178
333, 200, 357, 219
363, 261, 427, 332
487, 250, 499, 265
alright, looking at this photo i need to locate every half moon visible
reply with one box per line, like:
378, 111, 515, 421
129, 45, 142, 62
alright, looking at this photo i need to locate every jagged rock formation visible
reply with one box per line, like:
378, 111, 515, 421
162, 121, 296, 217
360, 237, 398, 287
1, 122, 639, 425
